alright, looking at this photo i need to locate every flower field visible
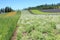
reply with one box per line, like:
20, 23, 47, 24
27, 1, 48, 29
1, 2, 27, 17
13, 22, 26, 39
16, 10, 60, 40
0, 10, 60, 40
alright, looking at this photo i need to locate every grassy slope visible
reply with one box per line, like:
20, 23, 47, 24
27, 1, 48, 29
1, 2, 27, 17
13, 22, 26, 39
30, 10, 46, 14
0, 11, 21, 40
17, 10, 60, 40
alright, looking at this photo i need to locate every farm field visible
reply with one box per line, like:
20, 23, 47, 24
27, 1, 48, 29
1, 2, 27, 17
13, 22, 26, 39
16, 10, 60, 40
0, 10, 60, 40
30, 10, 60, 14
41, 9, 60, 12
1, 0, 60, 40
0, 11, 21, 40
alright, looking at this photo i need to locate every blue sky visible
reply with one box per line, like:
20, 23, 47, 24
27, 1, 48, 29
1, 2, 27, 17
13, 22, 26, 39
0, 0, 60, 10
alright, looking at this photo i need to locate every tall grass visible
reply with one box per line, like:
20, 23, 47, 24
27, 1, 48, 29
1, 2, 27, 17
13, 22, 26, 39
0, 11, 21, 40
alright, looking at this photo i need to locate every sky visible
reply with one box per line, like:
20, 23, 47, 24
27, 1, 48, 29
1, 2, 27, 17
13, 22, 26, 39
0, 0, 60, 10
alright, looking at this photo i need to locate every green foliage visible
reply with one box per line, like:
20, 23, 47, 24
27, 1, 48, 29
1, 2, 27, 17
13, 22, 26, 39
0, 7, 14, 13
5, 7, 14, 12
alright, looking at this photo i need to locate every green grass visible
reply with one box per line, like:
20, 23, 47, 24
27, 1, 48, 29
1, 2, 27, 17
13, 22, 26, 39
0, 11, 21, 40
31, 10, 46, 14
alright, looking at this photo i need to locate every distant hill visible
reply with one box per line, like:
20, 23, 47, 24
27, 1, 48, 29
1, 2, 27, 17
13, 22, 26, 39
26, 3, 60, 10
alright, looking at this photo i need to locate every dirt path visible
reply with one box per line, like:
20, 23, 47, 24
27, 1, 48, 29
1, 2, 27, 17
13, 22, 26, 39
11, 26, 18, 40
11, 10, 30, 40
10, 10, 60, 40
11, 12, 21, 40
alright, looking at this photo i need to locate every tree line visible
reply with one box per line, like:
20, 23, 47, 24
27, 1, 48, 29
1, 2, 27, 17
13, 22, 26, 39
26, 3, 60, 10
0, 7, 14, 13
